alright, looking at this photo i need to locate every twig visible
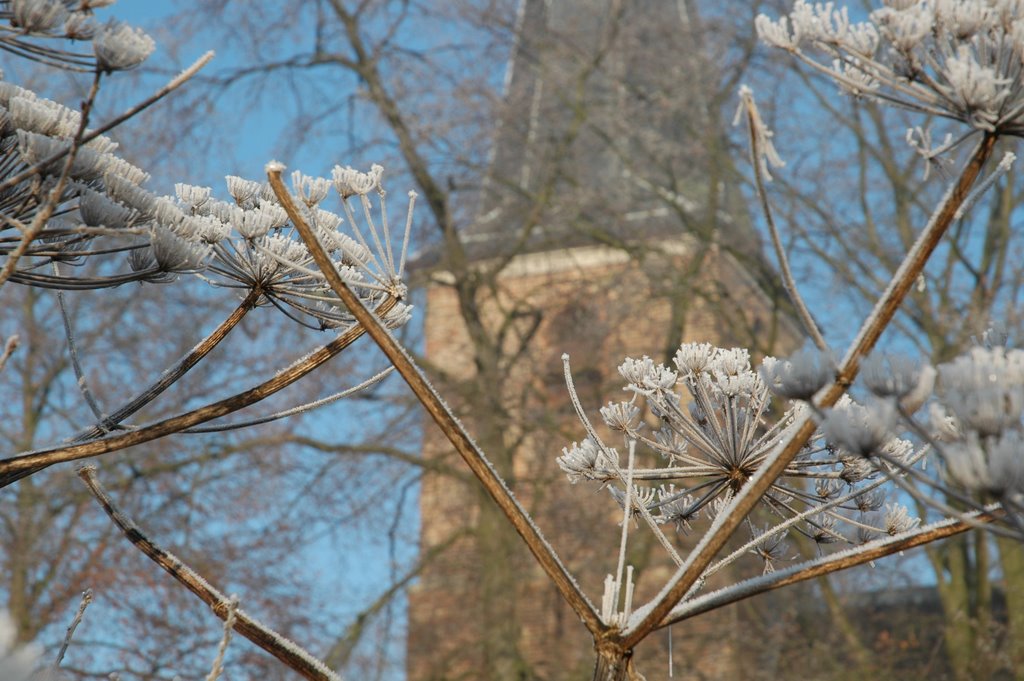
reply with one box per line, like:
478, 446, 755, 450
73, 288, 261, 442
54, 589, 93, 669
184, 367, 394, 433
266, 162, 604, 636
55, 264, 107, 425
0, 334, 19, 374
205, 595, 239, 681
738, 87, 828, 351
78, 467, 342, 681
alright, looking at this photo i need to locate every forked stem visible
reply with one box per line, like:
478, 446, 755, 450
266, 163, 604, 636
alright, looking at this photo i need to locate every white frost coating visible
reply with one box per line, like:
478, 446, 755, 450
264, 160, 286, 173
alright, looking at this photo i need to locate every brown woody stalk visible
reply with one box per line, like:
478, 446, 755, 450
78, 467, 341, 681
0, 296, 395, 488
74, 288, 261, 441
663, 512, 993, 626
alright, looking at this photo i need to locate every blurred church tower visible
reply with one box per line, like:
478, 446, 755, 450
407, 1, 800, 678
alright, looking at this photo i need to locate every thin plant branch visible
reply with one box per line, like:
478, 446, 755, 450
78, 466, 342, 681
53, 588, 93, 669
205, 594, 239, 681
55, 264, 106, 425
74, 288, 261, 441
0, 295, 396, 487
184, 366, 394, 433
0, 334, 19, 374
662, 510, 995, 627
738, 87, 828, 351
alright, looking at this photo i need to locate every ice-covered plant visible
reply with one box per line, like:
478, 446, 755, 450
560, 344, 927, 582
756, 0, 1024, 137
6, 1, 1024, 680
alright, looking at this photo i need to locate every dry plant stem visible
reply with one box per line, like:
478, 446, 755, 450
663, 512, 992, 626
740, 92, 828, 351
0, 335, 19, 373
74, 288, 261, 441
621, 133, 997, 650
54, 588, 92, 669
0, 52, 216, 196
0, 296, 395, 487
77, 467, 342, 681
0, 72, 101, 287
266, 166, 604, 636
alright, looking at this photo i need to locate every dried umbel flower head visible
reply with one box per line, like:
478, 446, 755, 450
11, 0, 67, 34
0, 74, 413, 331
757, 1, 1024, 136
560, 342, 922, 579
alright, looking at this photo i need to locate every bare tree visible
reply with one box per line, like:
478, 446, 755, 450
4, 2, 1024, 681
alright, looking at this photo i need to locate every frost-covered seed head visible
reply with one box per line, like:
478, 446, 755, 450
332, 164, 383, 197
855, 489, 886, 512
12, 0, 68, 33
175, 183, 212, 211
884, 503, 920, 535
861, 352, 934, 400
618, 356, 678, 392
821, 398, 896, 456
93, 21, 155, 71
149, 228, 209, 273
226, 176, 263, 206
78, 189, 134, 229
557, 438, 617, 483
65, 11, 97, 40
600, 401, 641, 432
749, 525, 792, 574
758, 0, 1024, 136
674, 342, 717, 374
291, 171, 332, 207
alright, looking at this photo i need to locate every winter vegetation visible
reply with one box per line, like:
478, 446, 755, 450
3, 0, 1024, 680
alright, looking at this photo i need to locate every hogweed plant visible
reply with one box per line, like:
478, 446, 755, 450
5, 0, 1024, 680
